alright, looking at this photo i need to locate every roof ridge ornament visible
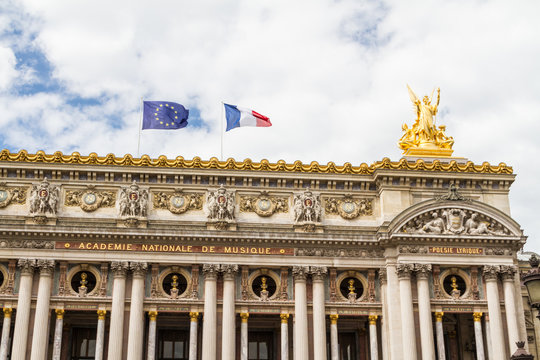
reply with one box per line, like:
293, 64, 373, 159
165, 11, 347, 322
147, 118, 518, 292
436, 183, 469, 201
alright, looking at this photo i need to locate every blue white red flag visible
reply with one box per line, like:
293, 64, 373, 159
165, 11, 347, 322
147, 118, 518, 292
223, 104, 271, 131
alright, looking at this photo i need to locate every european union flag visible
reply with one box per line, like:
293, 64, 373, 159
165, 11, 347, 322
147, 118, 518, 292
142, 101, 189, 130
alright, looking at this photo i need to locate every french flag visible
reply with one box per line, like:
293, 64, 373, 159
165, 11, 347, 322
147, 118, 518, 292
224, 103, 272, 131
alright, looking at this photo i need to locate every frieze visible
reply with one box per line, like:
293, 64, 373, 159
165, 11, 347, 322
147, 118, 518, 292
0, 183, 27, 208
153, 190, 203, 214
325, 195, 373, 219
239, 193, 288, 217
398, 245, 428, 254
294, 248, 383, 258
65, 188, 115, 212
0, 239, 54, 249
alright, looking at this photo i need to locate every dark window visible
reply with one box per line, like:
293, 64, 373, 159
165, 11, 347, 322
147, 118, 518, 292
162, 273, 188, 296
71, 271, 97, 294
339, 277, 363, 299
251, 275, 276, 298
339, 332, 357, 360
443, 274, 466, 297
158, 330, 189, 360
71, 327, 97, 360
248, 331, 273, 360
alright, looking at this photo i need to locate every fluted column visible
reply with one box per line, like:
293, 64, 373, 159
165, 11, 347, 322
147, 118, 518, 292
396, 264, 417, 360
51, 309, 64, 360
368, 315, 379, 360
329, 315, 339, 360
147, 311, 158, 360
435, 312, 446, 360
501, 266, 520, 354
311, 266, 327, 360
0, 308, 12, 360
293, 266, 309, 360
11, 258, 36, 360
107, 261, 129, 360
483, 266, 506, 360
280, 314, 289, 360
95, 310, 107, 360
416, 264, 435, 360
240, 313, 249, 360
127, 262, 148, 360
473, 312, 485, 360
201, 264, 219, 360
221, 265, 238, 360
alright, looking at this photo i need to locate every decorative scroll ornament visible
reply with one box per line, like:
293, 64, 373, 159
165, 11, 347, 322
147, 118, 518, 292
325, 195, 372, 219
0, 183, 27, 208
29, 178, 60, 215
399, 85, 454, 157
65, 187, 115, 212
293, 189, 322, 223
401, 208, 510, 236
153, 190, 203, 214
239, 192, 288, 217
118, 181, 149, 218
436, 183, 467, 201
206, 185, 235, 221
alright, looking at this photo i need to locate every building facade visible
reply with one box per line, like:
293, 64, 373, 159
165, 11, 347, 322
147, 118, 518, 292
0, 148, 532, 360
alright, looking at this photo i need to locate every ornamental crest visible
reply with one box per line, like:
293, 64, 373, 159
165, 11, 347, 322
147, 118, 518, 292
293, 189, 322, 223
0, 183, 27, 208
118, 181, 149, 218
29, 178, 60, 215
65, 188, 115, 212
153, 190, 203, 214
239, 193, 288, 217
325, 195, 372, 219
206, 185, 235, 221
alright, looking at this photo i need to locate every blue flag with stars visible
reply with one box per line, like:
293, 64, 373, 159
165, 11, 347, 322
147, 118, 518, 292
142, 101, 189, 130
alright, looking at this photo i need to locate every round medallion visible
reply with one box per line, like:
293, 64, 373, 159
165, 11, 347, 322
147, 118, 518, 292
304, 198, 313, 207
83, 193, 97, 205
39, 189, 49, 198
218, 195, 226, 204
257, 198, 271, 211
0, 190, 7, 202
129, 192, 139, 201
341, 201, 356, 214
170, 195, 185, 209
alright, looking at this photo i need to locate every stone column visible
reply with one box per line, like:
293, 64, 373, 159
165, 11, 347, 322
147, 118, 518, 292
240, 313, 249, 360
127, 262, 148, 360
368, 315, 379, 360
293, 266, 309, 360
107, 261, 129, 360
201, 264, 219, 360
435, 312, 446, 360
189, 312, 198, 360
483, 266, 506, 360
221, 265, 238, 360
30, 259, 55, 360
95, 310, 107, 360
501, 266, 520, 354
484, 315, 493, 360
329, 314, 339, 360
280, 314, 289, 360
311, 267, 328, 360
0, 308, 13, 360
51, 309, 64, 360
415, 264, 435, 360
11, 258, 36, 360
378, 269, 388, 360
473, 312, 485, 360
396, 264, 417, 360
384, 263, 402, 359
147, 311, 158, 360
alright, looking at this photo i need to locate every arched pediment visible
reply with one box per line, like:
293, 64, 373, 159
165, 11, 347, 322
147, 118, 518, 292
388, 198, 523, 238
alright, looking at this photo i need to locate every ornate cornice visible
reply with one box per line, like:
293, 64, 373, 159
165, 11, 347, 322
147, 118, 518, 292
0, 150, 513, 175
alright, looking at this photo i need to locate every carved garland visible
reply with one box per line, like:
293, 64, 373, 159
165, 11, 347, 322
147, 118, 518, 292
0, 183, 27, 208
65, 189, 115, 212
325, 196, 373, 219
153, 190, 203, 214
239, 193, 288, 217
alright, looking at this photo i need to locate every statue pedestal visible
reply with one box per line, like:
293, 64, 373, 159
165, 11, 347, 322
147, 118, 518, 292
403, 147, 454, 157
403, 155, 469, 164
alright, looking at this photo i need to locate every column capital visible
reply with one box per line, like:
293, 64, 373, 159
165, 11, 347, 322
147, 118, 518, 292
310, 266, 327, 281
292, 266, 309, 281
378, 268, 387, 285
500, 265, 517, 281
435, 312, 444, 322
202, 264, 220, 279
280, 313, 289, 323
129, 261, 148, 277
111, 261, 129, 277
396, 263, 414, 279
148, 311, 158, 321
368, 315, 378, 325
220, 264, 239, 280
189, 312, 199, 322
482, 265, 500, 281
97, 310, 107, 320
55, 309, 65, 319
414, 264, 432, 279
37, 259, 55, 275
240, 312, 249, 323
17, 258, 36, 275
329, 314, 339, 324
3, 307, 12, 318
473, 312, 483, 322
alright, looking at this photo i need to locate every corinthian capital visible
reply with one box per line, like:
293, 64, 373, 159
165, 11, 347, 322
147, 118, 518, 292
378, 268, 387, 285
414, 264, 432, 279
482, 265, 500, 281
130, 262, 148, 276
310, 266, 327, 281
202, 264, 220, 279
220, 264, 239, 280
36, 259, 55, 275
396, 263, 414, 279
500, 265, 517, 281
292, 266, 309, 281
17, 258, 36, 275
111, 261, 129, 277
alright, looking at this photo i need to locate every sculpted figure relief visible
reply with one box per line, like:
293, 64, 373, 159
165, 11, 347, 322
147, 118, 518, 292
293, 189, 322, 223
118, 181, 149, 218
0, 183, 27, 208
206, 185, 235, 221
29, 178, 60, 215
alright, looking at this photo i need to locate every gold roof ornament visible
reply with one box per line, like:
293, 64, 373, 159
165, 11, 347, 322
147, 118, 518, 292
399, 85, 454, 157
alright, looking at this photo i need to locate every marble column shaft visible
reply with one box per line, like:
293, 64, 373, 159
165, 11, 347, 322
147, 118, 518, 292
312, 268, 327, 360
240, 313, 249, 360
127, 262, 148, 360
369, 315, 379, 360
384, 264, 402, 360
30, 259, 55, 360
107, 261, 129, 360
221, 266, 237, 360
201, 265, 218, 360
397, 264, 417, 360
0, 308, 12, 360
484, 267, 506, 360
95, 310, 107, 360
51, 309, 64, 360
189, 312, 198, 360
473, 312, 485, 360
330, 315, 339, 360
281, 314, 289, 360
416, 266, 435, 360
293, 266, 309, 360
501, 268, 520, 354
147, 311, 158, 360
378, 269, 388, 360
11, 259, 35, 360
435, 312, 446, 360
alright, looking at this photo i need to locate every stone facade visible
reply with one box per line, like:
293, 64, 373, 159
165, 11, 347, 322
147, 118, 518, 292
0, 149, 532, 360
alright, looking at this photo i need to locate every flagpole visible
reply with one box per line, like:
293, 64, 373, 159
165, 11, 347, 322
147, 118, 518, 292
220, 101, 224, 161
137, 97, 143, 157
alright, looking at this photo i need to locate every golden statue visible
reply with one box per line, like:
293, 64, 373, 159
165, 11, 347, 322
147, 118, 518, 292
399, 85, 454, 157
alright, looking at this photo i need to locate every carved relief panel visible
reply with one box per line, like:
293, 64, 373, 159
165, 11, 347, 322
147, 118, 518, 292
65, 187, 115, 212
153, 190, 203, 214
325, 195, 373, 219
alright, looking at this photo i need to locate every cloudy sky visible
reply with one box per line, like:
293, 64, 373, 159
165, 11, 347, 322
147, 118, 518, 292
1, 0, 539, 251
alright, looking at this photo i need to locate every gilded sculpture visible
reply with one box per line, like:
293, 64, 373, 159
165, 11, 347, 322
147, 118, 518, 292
399, 85, 454, 156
